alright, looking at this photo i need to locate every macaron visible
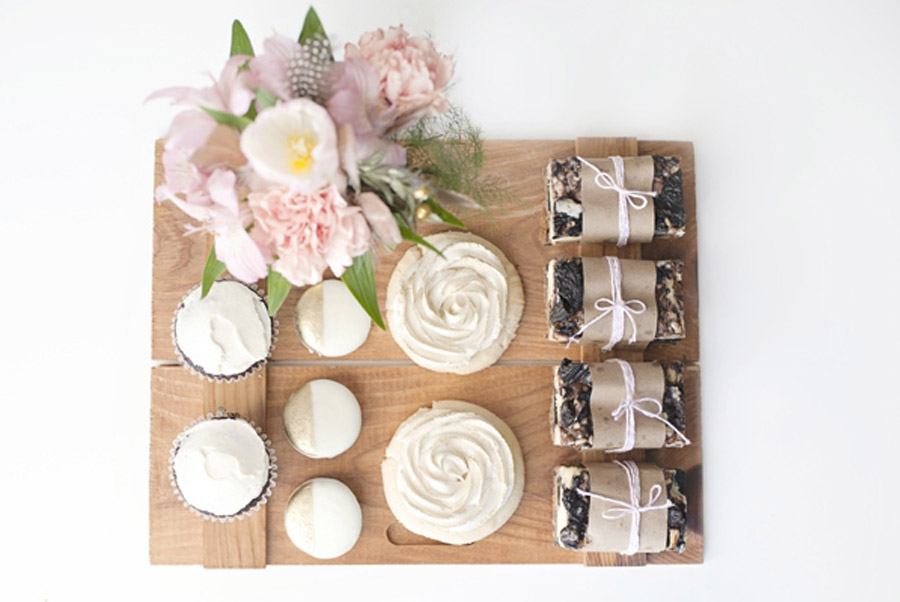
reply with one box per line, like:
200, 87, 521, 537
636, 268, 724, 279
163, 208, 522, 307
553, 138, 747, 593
284, 478, 362, 559
283, 379, 362, 459
294, 279, 370, 357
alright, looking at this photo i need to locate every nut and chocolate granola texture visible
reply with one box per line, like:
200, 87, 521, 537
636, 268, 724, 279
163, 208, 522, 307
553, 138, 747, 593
553, 464, 687, 553
546, 156, 685, 244
551, 359, 687, 450
546, 257, 686, 344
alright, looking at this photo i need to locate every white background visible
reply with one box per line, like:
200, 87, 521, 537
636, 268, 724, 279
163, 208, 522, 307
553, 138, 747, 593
2, 0, 899, 600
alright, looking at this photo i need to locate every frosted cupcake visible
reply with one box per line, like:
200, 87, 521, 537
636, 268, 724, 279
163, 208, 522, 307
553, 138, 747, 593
169, 412, 277, 521
173, 280, 274, 381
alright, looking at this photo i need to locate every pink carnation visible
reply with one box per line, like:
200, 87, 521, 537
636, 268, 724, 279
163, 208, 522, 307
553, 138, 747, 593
344, 25, 453, 132
248, 184, 370, 286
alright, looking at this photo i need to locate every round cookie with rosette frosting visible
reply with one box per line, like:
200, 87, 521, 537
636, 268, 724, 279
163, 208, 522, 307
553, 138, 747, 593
381, 400, 525, 545
386, 232, 524, 375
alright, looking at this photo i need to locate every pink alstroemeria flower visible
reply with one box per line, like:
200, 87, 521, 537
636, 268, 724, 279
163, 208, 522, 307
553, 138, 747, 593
148, 54, 255, 117
150, 56, 268, 283
148, 54, 256, 158
155, 147, 268, 284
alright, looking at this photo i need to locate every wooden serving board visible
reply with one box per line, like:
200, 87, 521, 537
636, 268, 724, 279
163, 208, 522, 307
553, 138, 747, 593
150, 137, 703, 567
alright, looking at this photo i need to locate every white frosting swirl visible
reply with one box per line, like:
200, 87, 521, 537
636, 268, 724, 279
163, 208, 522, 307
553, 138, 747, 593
174, 280, 272, 377
387, 233, 523, 374
382, 401, 524, 544
172, 418, 270, 517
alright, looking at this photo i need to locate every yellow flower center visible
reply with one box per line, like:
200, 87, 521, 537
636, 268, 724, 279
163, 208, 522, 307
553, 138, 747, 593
287, 133, 318, 173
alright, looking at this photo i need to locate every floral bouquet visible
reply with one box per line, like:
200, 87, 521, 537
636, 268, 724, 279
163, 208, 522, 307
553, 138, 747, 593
150, 8, 499, 326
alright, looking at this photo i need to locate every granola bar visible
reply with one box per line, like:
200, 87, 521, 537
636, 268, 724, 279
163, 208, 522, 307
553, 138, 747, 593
551, 359, 687, 450
546, 257, 686, 344
553, 464, 687, 553
547, 156, 685, 244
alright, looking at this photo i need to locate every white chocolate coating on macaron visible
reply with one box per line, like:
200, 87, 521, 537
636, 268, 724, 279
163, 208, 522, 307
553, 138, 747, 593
283, 379, 362, 459
174, 281, 272, 377
172, 418, 270, 517
284, 478, 362, 559
294, 279, 371, 357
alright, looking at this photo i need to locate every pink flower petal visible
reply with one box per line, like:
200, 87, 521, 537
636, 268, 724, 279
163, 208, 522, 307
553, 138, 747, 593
214, 226, 269, 283
206, 169, 240, 215
337, 123, 360, 190
356, 191, 401, 246
164, 110, 217, 153
249, 34, 298, 101
248, 184, 370, 287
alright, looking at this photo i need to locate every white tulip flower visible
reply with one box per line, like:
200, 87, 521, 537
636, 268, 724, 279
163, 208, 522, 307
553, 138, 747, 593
240, 98, 340, 191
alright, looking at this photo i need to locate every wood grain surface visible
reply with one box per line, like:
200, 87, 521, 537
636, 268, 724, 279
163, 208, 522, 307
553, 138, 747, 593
149, 138, 703, 566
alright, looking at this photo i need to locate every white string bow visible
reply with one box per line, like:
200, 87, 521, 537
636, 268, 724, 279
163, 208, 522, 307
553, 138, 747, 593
568, 256, 645, 351
607, 359, 691, 453
578, 460, 672, 556
577, 156, 656, 247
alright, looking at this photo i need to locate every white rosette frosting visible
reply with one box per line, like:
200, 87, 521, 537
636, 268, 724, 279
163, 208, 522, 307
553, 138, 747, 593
381, 400, 525, 545
386, 232, 524, 374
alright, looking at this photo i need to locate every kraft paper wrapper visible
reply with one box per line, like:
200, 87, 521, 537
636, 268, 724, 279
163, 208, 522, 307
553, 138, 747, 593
582, 257, 658, 348
589, 362, 666, 450
582, 157, 655, 243
584, 462, 668, 553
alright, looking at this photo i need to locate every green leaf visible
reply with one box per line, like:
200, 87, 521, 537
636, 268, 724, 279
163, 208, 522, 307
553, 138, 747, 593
397, 218, 444, 257
425, 198, 466, 229
299, 7, 326, 41
255, 88, 277, 111
201, 106, 252, 131
266, 268, 292, 317
298, 7, 333, 59
201, 245, 227, 298
340, 252, 385, 329
230, 20, 254, 57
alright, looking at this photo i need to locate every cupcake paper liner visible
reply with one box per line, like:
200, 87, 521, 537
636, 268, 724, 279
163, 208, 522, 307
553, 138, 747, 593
171, 279, 279, 383
168, 409, 279, 523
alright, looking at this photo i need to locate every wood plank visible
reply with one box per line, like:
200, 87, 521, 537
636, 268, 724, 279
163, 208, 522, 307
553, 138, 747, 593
150, 362, 702, 565
200, 370, 268, 568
